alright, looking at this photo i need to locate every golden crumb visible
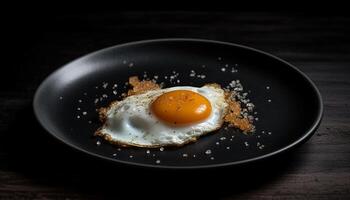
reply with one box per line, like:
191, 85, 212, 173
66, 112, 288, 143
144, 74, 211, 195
224, 91, 254, 132
127, 76, 160, 96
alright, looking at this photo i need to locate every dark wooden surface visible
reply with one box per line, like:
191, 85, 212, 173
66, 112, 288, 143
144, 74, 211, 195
1, 11, 350, 199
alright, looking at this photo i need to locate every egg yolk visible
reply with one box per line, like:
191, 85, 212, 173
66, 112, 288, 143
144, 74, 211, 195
151, 90, 212, 125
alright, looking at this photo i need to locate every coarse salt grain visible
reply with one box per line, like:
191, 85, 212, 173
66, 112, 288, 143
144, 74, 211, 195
77, 107, 81, 110
146, 150, 150, 154
193, 154, 196, 158
268, 99, 272, 102
102, 82, 108, 88
82, 112, 87, 115
156, 160, 161, 164
221, 68, 226, 72
216, 142, 220, 145
117, 148, 121, 151
77, 115, 81, 119
88, 121, 92, 124
129, 155, 133, 158
190, 70, 196, 77
94, 98, 99, 104
182, 154, 188, 157
266, 86, 270, 90
128, 63, 134, 67
96, 141, 101, 146
123, 60, 127, 64
159, 147, 164, 151
112, 153, 117, 157
59, 96, 63, 100
226, 146, 230, 150
205, 149, 212, 155
244, 142, 249, 147
220, 137, 226, 141
78, 99, 82, 103
210, 157, 215, 160
113, 90, 117, 95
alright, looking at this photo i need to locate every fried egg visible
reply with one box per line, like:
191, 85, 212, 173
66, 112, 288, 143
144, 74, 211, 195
95, 85, 228, 147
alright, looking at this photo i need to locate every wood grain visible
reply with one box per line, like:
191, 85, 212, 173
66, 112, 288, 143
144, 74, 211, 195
1, 11, 350, 199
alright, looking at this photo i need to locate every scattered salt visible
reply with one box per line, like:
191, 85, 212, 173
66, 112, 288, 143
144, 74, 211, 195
182, 153, 188, 157
205, 149, 212, 155
156, 160, 161, 164
159, 147, 164, 151
96, 141, 101, 146
82, 112, 87, 115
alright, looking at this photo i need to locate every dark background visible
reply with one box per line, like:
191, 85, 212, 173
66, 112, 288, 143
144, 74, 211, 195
1, 10, 350, 199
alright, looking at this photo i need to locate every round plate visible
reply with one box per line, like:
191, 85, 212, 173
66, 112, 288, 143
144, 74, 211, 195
33, 38, 323, 169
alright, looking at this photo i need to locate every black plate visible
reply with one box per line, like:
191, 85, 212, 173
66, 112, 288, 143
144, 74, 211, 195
33, 39, 323, 169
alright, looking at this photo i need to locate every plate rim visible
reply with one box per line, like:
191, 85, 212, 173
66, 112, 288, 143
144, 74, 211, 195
33, 38, 324, 169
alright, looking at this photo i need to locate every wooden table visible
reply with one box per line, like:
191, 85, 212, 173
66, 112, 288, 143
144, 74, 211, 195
1, 11, 350, 199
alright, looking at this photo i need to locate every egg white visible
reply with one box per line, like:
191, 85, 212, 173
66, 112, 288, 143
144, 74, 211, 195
95, 85, 228, 147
